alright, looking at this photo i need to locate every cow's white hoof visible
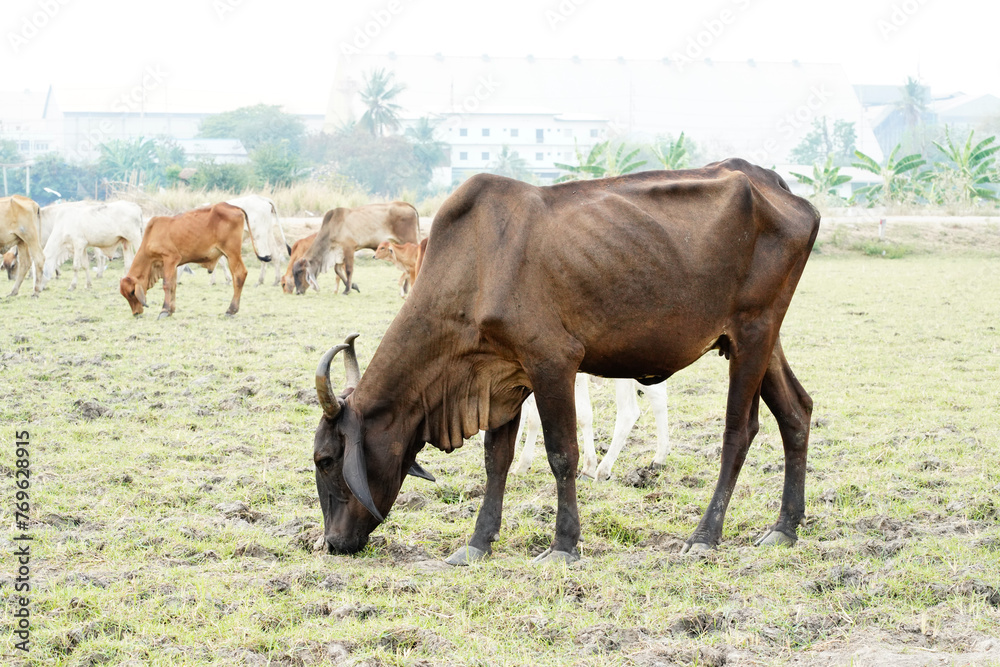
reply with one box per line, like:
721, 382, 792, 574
755, 530, 796, 547
445, 545, 487, 566
531, 548, 580, 565
681, 541, 714, 555
157, 311, 171, 320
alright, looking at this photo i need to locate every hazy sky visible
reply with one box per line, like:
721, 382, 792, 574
4, 0, 998, 112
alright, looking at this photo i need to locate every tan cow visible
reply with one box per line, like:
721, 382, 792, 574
0, 195, 44, 297
292, 201, 419, 295
373, 240, 423, 298
281, 233, 353, 294
2, 248, 16, 279
120, 203, 268, 318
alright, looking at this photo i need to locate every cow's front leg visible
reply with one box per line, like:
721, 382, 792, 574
159, 261, 179, 319
532, 364, 583, 563
341, 245, 356, 295
446, 414, 519, 565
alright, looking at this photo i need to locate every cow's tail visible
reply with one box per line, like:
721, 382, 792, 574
271, 200, 292, 256
240, 207, 271, 263
405, 201, 422, 242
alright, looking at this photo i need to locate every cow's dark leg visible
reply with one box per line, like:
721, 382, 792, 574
445, 414, 520, 565
684, 326, 777, 552
532, 363, 584, 563
342, 244, 356, 295
756, 338, 813, 547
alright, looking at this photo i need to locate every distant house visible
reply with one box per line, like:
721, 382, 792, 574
175, 138, 248, 164
0, 87, 62, 159
328, 53, 884, 184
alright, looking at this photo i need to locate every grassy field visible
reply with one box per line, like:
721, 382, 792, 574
1, 222, 999, 666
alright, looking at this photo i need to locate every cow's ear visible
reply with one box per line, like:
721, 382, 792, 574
134, 282, 147, 307
407, 461, 435, 482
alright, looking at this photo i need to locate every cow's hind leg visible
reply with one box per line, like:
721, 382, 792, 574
512, 394, 542, 474
446, 414, 520, 565
226, 254, 248, 315
575, 375, 598, 479
159, 260, 179, 319
684, 327, 777, 553
8, 241, 30, 296
594, 378, 641, 481
755, 338, 813, 547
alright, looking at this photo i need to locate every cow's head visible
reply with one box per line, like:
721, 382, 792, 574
2, 249, 16, 280
280, 273, 294, 294
292, 258, 319, 295
313, 334, 433, 555
120, 276, 147, 316
373, 241, 393, 262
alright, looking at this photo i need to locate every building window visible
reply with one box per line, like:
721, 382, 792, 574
482, 128, 490, 137
564, 129, 573, 137
535, 152, 543, 161
18, 141, 29, 152
536, 129, 544, 143
459, 128, 468, 136
459, 151, 468, 160
481, 152, 490, 160
33, 142, 48, 151
590, 129, 599, 138
510, 128, 519, 138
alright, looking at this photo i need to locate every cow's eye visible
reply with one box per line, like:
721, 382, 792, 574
316, 457, 334, 471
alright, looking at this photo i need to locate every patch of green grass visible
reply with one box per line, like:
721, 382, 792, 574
1, 239, 999, 665
853, 240, 915, 258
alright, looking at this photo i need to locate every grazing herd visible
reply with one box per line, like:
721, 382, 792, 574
4, 158, 822, 566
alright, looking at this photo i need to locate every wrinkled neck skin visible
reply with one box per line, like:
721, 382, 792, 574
347, 304, 530, 515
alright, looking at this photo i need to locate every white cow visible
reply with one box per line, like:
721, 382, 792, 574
513, 375, 670, 481
41, 201, 144, 289
210, 195, 290, 287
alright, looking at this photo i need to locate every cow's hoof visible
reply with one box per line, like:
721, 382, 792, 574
445, 545, 487, 566
157, 311, 171, 320
681, 541, 714, 555
531, 548, 580, 565
577, 470, 596, 481
225, 311, 236, 317
754, 530, 796, 547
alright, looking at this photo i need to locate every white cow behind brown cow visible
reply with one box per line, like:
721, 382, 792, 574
291, 201, 419, 294
209, 195, 290, 287
41, 201, 144, 289
0, 195, 45, 297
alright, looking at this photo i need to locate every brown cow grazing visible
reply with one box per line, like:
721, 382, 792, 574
281, 233, 357, 295
120, 203, 268, 318
292, 201, 419, 295
310, 159, 820, 564
373, 240, 423, 297
3, 248, 16, 280
0, 195, 44, 297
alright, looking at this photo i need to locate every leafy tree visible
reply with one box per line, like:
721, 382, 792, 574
602, 142, 646, 177
198, 104, 306, 152
25, 153, 98, 204
851, 144, 926, 205
251, 140, 306, 187
789, 117, 857, 166
896, 77, 929, 130
326, 125, 423, 195
790, 155, 851, 200
97, 137, 158, 183
359, 68, 406, 137
554, 140, 608, 182
405, 117, 449, 178
488, 145, 530, 180
0, 139, 24, 164
188, 160, 256, 192
651, 132, 689, 169
932, 127, 998, 203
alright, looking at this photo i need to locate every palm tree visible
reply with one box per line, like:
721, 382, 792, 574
602, 142, 646, 177
895, 76, 930, 153
932, 127, 998, 203
405, 117, 449, 172
554, 140, 608, 182
488, 145, 530, 180
359, 68, 406, 137
851, 144, 926, 205
651, 132, 688, 169
97, 137, 158, 182
790, 155, 852, 200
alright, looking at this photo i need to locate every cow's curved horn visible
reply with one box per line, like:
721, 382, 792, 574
316, 343, 349, 419
407, 461, 436, 482
343, 333, 361, 390
344, 427, 384, 522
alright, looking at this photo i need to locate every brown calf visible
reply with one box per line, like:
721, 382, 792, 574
120, 203, 268, 318
373, 240, 423, 298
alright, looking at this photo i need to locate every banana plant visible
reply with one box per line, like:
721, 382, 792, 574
851, 144, 926, 205
932, 127, 998, 203
790, 155, 852, 199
